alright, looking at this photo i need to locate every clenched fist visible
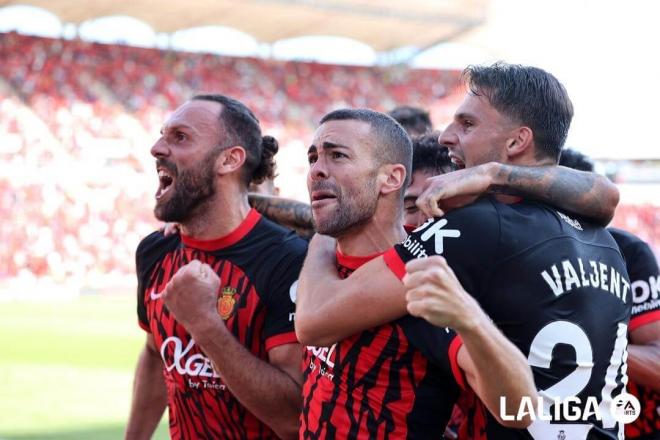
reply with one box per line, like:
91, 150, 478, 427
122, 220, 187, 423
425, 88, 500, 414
403, 256, 481, 331
162, 260, 221, 331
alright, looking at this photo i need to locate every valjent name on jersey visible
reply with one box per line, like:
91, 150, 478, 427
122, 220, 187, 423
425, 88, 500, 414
541, 258, 630, 303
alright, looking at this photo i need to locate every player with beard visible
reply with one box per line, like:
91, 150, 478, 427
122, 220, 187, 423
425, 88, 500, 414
300, 108, 537, 438
125, 95, 306, 440
296, 63, 631, 439
559, 148, 660, 440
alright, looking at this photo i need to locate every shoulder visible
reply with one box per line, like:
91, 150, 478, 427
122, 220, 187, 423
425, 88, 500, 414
239, 218, 308, 297
608, 227, 652, 255
444, 197, 500, 222
252, 216, 309, 259
491, 200, 622, 254
608, 227, 658, 278
407, 197, 501, 255
136, 231, 180, 268
437, 197, 502, 239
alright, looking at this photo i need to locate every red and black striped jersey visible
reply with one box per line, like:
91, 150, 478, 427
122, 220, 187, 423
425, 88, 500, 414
300, 250, 464, 439
135, 209, 307, 440
385, 199, 632, 440
609, 227, 660, 440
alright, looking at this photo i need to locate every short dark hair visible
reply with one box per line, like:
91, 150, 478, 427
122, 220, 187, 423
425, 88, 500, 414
558, 148, 594, 172
411, 131, 453, 176
192, 94, 278, 185
463, 62, 574, 162
388, 105, 433, 136
320, 108, 413, 188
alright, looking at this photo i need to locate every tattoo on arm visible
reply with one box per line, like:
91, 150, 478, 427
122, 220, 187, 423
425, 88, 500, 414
489, 165, 616, 225
249, 194, 314, 236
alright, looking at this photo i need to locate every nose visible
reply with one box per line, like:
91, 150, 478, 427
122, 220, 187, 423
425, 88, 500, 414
150, 136, 169, 158
439, 123, 457, 146
309, 156, 329, 181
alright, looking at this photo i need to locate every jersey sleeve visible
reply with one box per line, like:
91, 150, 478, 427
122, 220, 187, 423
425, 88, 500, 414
261, 235, 308, 351
135, 231, 177, 333
400, 316, 466, 389
622, 235, 660, 332
383, 198, 501, 303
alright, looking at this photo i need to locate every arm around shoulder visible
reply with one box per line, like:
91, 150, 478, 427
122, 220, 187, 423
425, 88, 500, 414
295, 241, 408, 346
490, 163, 619, 225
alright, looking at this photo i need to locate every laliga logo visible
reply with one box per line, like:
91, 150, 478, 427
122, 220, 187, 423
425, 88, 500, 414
500, 393, 640, 424
160, 336, 220, 378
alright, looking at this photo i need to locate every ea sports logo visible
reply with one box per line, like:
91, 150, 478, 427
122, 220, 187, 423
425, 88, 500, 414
610, 392, 641, 424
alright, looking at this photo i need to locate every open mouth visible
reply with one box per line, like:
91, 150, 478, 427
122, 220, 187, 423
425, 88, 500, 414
449, 154, 466, 170
156, 168, 175, 200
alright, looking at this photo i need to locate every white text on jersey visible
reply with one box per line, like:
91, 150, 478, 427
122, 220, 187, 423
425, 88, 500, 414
160, 336, 221, 378
540, 258, 630, 303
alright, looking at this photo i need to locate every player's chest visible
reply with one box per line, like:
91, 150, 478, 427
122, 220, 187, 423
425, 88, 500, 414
304, 324, 415, 385
145, 252, 264, 357
146, 250, 260, 319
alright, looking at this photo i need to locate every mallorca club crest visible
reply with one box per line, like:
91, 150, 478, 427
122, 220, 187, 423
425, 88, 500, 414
217, 286, 237, 320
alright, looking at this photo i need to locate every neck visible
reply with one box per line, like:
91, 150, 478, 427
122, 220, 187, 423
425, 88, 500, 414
336, 206, 406, 257
179, 182, 251, 240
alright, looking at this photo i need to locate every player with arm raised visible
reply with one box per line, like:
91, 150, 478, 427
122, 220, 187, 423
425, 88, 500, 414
126, 95, 306, 440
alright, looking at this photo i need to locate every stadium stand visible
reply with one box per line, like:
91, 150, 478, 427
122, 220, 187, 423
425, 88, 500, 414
1, 31, 658, 290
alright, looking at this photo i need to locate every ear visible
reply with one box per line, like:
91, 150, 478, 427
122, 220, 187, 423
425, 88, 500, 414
216, 146, 247, 176
378, 164, 407, 196
505, 126, 534, 159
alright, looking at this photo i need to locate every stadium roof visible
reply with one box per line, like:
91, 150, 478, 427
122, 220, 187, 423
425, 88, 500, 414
0, 0, 488, 51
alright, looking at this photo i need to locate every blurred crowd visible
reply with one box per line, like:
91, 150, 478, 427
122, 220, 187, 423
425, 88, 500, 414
0, 31, 658, 291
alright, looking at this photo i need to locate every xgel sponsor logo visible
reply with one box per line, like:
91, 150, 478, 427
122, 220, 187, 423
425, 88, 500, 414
307, 344, 337, 369
160, 336, 220, 378
307, 344, 337, 380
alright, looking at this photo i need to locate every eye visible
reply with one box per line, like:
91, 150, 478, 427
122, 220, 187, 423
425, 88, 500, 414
175, 131, 187, 141
331, 151, 347, 160
463, 120, 474, 129
308, 154, 318, 165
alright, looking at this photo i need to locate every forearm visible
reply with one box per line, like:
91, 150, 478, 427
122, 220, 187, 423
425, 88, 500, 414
459, 309, 537, 428
248, 193, 314, 236
296, 252, 407, 346
125, 345, 167, 440
192, 318, 301, 440
627, 343, 660, 391
488, 163, 619, 225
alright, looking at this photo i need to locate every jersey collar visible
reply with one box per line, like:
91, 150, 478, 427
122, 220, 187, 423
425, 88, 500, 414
335, 248, 384, 271
181, 208, 261, 251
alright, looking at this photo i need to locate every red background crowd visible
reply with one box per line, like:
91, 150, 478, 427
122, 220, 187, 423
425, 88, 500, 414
0, 32, 657, 290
